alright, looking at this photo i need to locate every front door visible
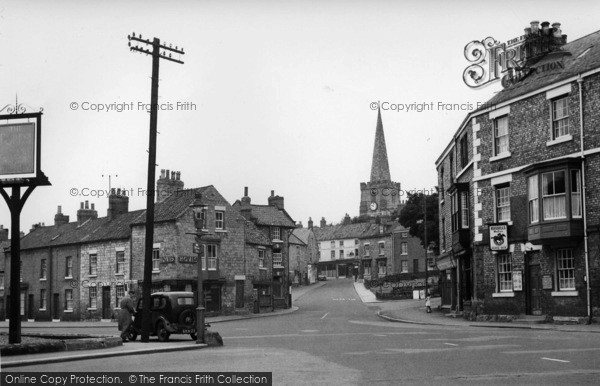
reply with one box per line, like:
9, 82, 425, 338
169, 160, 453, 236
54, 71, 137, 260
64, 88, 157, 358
235, 280, 244, 308
53, 293, 60, 319
441, 270, 453, 306
528, 265, 542, 315
102, 286, 111, 319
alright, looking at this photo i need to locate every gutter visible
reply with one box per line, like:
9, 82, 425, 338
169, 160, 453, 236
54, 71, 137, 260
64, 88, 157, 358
577, 74, 592, 324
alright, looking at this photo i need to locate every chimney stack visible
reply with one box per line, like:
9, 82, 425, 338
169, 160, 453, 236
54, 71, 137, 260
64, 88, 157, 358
54, 205, 70, 227
320, 217, 326, 228
308, 217, 313, 229
268, 190, 284, 210
296, 221, 303, 228
108, 188, 130, 220
156, 169, 184, 202
241, 186, 251, 206
77, 201, 98, 226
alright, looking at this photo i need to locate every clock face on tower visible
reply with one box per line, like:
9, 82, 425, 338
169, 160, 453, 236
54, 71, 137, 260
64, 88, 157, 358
370, 202, 378, 211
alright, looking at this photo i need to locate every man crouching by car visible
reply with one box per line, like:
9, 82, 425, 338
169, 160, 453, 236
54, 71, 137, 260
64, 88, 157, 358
118, 290, 136, 342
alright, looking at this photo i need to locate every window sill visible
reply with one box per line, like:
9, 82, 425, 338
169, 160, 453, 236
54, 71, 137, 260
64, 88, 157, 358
551, 290, 578, 297
65, 277, 73, 280
152, 270, 160, 274
259, 267, 267, 271
88, 275, 97, 278
490, 152, 511, 162
40, 278, 47, 282
115, 273, 124, 276
215, 229, 227, 233
208, 268, 217, 271
64, 309, 73, 313
492, 292, 515, 298
39, 308, 47, 311
546, 134, 572, 147
87, 308, 97, 311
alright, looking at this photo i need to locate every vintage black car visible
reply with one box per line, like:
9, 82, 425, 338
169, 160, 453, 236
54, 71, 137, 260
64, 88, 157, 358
128, 291, 197, 342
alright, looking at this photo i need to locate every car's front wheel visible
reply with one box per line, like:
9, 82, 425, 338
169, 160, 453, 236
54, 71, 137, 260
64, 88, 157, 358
157, 321, 170, 342
190, 333, 197, 341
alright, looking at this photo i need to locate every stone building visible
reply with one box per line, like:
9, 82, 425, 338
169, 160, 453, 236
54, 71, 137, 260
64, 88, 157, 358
233, 187, 296, 309
3, 173, 280, 320
436, 23, 600, 320
289, 221, 318, 285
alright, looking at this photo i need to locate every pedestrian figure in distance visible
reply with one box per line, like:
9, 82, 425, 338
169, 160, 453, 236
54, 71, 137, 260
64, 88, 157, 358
425, 293, 432, 313
119, 289, 136, 342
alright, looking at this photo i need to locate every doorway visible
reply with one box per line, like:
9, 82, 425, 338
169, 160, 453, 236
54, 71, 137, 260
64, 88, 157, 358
527, 264, 542, 315
102, 287, 112, 319
53, 293, 60, 319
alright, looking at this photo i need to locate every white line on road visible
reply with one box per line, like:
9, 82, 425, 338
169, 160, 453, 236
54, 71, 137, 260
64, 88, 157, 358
444, 343, 459, 346
321, 312, 329, 319
373, 334, 387, 337
541, 357, 570, 363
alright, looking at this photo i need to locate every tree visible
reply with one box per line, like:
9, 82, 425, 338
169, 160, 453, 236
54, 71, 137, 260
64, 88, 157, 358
398, 191, 439, 255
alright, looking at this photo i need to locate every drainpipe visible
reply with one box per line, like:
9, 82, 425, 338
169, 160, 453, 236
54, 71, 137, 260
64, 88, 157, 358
577, 74, 592, 324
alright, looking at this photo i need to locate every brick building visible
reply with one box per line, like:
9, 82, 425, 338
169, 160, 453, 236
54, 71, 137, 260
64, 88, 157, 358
232, 187, 296, 309
436, 23, 600, 320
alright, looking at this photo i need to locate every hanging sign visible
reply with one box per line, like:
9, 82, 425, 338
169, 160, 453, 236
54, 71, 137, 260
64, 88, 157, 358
489, 223, 508, 251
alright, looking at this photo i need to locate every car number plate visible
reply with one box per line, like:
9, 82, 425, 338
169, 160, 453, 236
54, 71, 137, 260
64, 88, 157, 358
182, 329, 196, 334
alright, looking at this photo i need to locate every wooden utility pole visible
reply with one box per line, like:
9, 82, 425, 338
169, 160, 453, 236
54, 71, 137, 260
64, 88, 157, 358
127, 33, 184, 342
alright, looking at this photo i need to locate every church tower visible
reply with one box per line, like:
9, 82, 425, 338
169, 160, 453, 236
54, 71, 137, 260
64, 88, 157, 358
359, 108, 402, 219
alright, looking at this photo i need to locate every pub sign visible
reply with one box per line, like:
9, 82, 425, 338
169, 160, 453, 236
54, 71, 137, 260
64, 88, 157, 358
489, 223, 508, 251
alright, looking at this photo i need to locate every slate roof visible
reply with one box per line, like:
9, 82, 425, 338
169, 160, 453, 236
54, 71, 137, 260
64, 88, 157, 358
313, 222, 405, 241
241, 204, 296, 228
478, 29, 600, 111
290, 228, 312, 245
288, 232, 305, 246
132, 187, 210, 225
18, 210, 145, 251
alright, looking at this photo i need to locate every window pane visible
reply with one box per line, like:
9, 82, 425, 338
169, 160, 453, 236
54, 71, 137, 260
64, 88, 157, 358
557, 249, 575, 290
498, 254, 513, 292
571, 170, 582, 218
528, 175, 539, 223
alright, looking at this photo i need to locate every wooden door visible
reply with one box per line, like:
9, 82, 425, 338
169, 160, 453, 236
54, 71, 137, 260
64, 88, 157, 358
102, 287, 111, 319
528, 265, 542, 315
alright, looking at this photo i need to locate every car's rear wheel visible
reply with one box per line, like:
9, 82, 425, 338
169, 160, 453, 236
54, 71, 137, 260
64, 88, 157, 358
157, 321, 170, 342
190, 333, 197, 341
179, 309, 196, 329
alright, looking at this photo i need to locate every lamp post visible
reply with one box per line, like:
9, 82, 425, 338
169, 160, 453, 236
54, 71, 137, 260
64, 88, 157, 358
424, 194, 428, 298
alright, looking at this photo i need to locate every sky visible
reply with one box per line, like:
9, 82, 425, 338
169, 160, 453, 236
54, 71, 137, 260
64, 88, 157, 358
1, 0, 600, 234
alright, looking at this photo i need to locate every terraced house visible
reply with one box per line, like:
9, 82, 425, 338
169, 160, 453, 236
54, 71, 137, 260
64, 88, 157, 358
2, 172, 283, 320
436, 22, 600, 321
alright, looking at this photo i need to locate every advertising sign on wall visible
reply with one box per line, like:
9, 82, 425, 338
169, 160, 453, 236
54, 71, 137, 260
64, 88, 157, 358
489, 223, 508, 251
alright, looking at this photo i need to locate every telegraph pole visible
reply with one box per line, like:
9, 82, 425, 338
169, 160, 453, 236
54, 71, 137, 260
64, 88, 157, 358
127, 33, 184, 342
423, 194, 428, 298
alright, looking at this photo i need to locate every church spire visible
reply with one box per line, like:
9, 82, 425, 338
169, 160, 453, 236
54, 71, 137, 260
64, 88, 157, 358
370, 107, 391, 182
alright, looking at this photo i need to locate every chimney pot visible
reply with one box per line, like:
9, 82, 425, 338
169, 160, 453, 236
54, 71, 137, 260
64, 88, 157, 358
58, 205, 62, 214
244, 186, 248, 196
166, 169, 170, 179
91, 203, 95, 210
271, 190, 274, 197
176, 171, 181, 181
171, 171, 175, 180
85, 200, 89, 209
161, 169, 166, 179
80, 202, 84, 209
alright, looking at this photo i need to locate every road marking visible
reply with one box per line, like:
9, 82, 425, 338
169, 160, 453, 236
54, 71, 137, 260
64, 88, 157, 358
444, 343, 459, 346
541, 357, 570, 363
321, 312, 329, 320
502, 347, 600, 355
301, 330, 320, 333
373, 334, 386, 337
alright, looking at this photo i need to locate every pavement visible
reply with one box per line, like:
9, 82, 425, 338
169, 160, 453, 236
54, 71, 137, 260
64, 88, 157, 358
0, 282, 326, 368
358, 281, 600, 333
